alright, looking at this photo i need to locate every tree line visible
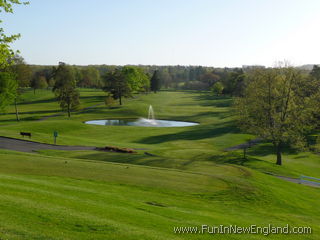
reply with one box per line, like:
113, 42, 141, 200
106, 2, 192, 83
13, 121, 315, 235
6, 61, 250, 95
0, 57, 162, 118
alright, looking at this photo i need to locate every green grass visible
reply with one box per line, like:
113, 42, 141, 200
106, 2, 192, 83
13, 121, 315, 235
0, 89, 319, 239
0, 91, 251, 154
0, 150, 319, 240
245, 143, 320, 178
0, 88, 106, 123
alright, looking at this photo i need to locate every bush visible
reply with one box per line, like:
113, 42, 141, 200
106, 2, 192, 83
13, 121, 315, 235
105, 94, 116, 108
211, 82, 224, 95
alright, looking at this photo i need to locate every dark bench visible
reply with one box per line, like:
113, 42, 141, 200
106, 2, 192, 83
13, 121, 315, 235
20, 132, 31, 138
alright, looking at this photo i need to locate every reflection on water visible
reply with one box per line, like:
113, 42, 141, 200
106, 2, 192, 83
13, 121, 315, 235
85, 118, 199, 127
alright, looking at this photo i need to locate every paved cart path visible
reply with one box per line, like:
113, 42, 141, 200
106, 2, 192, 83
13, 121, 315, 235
267, 173, 320, 188
0, 136, 147, 153
1, 137, 318, 188
0, 136, 96, 153
224, 138, 262, 151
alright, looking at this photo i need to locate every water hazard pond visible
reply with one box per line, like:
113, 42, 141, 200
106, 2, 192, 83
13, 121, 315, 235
84, 119, 199, 127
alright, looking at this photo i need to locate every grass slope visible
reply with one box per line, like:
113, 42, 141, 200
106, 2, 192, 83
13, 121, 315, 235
0, 89, 319, 239
0, 150, 319, 240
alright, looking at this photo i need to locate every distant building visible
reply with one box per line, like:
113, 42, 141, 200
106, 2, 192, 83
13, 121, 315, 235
242, 65, 265, 70
298, 64, 320, 71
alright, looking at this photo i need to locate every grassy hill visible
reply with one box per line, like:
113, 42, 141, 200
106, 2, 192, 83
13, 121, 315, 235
0, 89, 319, 239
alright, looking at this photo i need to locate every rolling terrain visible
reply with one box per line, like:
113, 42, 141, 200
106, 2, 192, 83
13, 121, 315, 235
0, 89, 319, 239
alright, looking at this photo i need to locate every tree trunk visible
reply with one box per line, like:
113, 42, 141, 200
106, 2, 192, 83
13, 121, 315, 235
14, 98, 20, 122
67, 103, 71, 118
276, 143, 282, 165
119, 94, 122, 105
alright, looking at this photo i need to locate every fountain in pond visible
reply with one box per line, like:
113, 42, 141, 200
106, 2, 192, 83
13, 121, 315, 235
137, 105, 158, 126
84, 105, 199, 127
148, 105, 155, 120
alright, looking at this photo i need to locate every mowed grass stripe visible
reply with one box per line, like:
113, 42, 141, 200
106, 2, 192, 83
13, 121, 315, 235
0, 90, 319, 239
0, 172, 260, 240
0, 150, 232, 194
0, 172, 318, 240
0, 175, 187, 240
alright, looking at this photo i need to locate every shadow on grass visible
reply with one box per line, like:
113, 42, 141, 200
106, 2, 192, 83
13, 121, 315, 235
190, 111, 233, 120
79, 95, 106, 101
249, 144, 300, 157
74, 106, 140, 118
6, 110, 61, 115
206, 152, 253, 165
206, 152, 283, 176
0, 116, 44, 124
160, 90, 210, 94
193, 94, 233, 107
19, 95, 105, 106
61, 152, 173, 168
0, 110, 62, 123
136, 122, 240, 144
19, 97, 57, 105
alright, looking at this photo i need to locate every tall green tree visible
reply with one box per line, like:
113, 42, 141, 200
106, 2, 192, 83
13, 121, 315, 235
136, 68, 150, 93
0, 72, 17, 112
9, 55, 31, 121
223, 69, 246, 96
102, 66, 149, 105
53, 62, 80, 117
0, 0, 28, 113
10, 55, 32, 87
235, 66, 320, 165
78, 66, 101, 88
0, 0, 28, 68
150, 70, 161, 93
159, 68, 172, 89
122, 66, 149, 93
200, 72, 220, 88
31, 73, 47, 94
103, 69, 128, 105
211, 82, 224, 95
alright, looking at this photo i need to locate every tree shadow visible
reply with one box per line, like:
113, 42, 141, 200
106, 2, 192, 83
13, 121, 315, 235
14, 110, 61, 115
160, 90, 210, 94
193, 94, 233, 107
136, 122, 240, 144
248, 144, 300, 156
206, 152, 268, 168
1, 110, 61, 122
190, 111, 233, 120
74, 107, 139, 117
0, 115, 46, 123
19, 95, 105, 106
19, 97, 57, 105
79, 95, 106, 101
69, 152, 170, 168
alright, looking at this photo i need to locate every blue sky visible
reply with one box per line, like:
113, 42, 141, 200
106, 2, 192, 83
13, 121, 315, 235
2, 0, 320, 67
